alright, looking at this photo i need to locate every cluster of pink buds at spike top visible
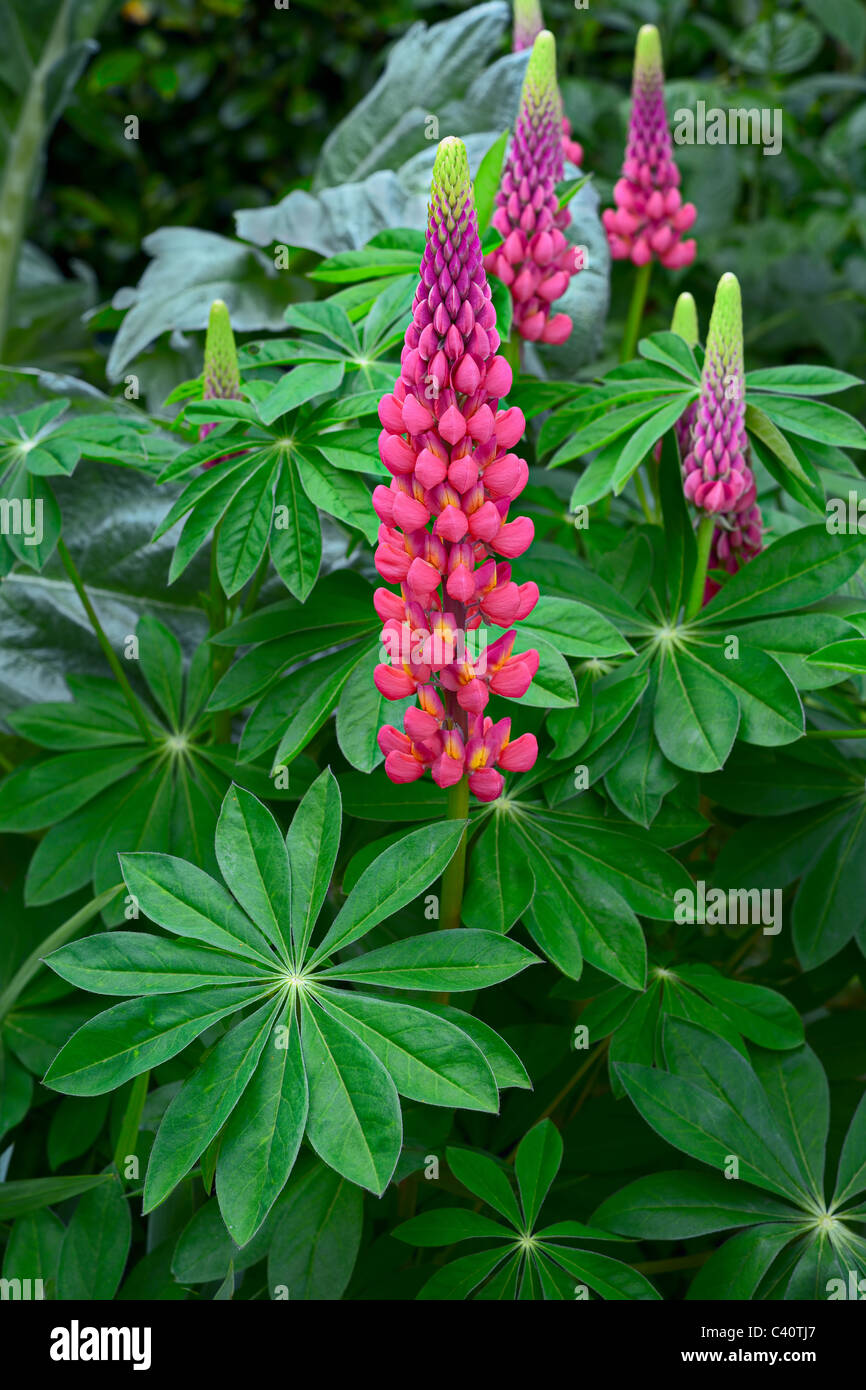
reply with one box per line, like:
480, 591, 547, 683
680, 273, 763, 601
485, 30, 582, 346
602, 25, 696, 270
511, 0, 584, 167
199, 299, 245, 470
374, 136, 540, 803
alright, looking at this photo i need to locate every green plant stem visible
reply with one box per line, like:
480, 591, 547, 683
619, 260, 652, 364
0, 1, 74, 355
684, 515, 715, 622
805, 727, 866, 739
114, 1071, 150, 1174
57, 538, 155, 746
633, 467, 655, 525
0, 885, 123, 1023
209, 522, 232, 743
440, 776, 470, 932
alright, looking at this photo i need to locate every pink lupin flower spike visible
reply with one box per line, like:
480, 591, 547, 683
485, 30, 582, 346
602, 25, 696, 270
374, 137, 540, 803
681, 273, 762, 601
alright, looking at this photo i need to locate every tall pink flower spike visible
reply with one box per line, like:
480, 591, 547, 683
602, 24, 696, 270
485, 30, 582, 346
681, 273, 762, 601
374, 137, 540, 803
512, 0, 584, 167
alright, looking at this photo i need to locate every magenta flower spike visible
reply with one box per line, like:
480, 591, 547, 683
485, 31, 582, 346
681, 273, 762, 597
602, 24, 696, 270
199, 298, 243, 469
374, 137, 540, 803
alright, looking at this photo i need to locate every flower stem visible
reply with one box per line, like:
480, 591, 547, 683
209, 522, 232, 743
620, 260, 652, 363
440, 775, 470, 932
805, 727, 866, 740
57, 539, 155, 746
0, 884, 123, 1023
684, 515, 715, 622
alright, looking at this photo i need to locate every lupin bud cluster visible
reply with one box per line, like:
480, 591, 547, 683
485, 31, 581, 345
681, 273, 762, 596
602, 25, 696, 270
199, 299, 243, 470
374, 137, 540, 802
512, 0, 584, 167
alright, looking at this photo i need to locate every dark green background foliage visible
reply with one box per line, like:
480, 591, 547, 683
0, 0, 864, 1303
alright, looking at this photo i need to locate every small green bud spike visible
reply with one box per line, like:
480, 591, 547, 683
704, 272, 743, 385
634, 23, 663, 83
203, 299, 241, 403
431, 137, 474, 235
670, 292, 699, 348
522, 29, 560, 122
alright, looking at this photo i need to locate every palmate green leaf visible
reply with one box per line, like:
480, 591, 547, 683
807, 637, 866, 673
313, 989, 499, 1114
136, 615, 183, 732
462, 813, 534, 934
261, 644, 370, 770
833, 1093, 866, 1207
751, 1046, 828, 1202
616, 1027, 813, 1206
515, 1120, 562, 1231
319, 929, 538, 993
537, 1244, 660, 1300
336, 643, 413, 774
696, 524, 866, 626
217, 1001, 308, 1246
447, 1147, 523, 1228
294, 445, 377, 545
46, 932, 269, 995
594, 1171, 800, 1239
422, 1003, 531, 1092
43, 985, 273, 1096
613, 396, 697, 494
740, 614, 860, 691
746, 365, 862, 396
258, 361, 346, 427
473, 129, 509, 235
519, 596, 633, 660
673, 967, 803, 1050
287, 768, 342, 963
269, 456, 321, 601
117, 853, 278, 967
215, 786, 293, 963
57, 1174, 132, 1302
0, 748, 148, 834
792, 802, 866, 968
309, 818, 466, 963
284, 301, 360, 354
143, 994, 283, 1214
217, 452, 279, 597
686, 640, 804, 747
300, 994, 402, 1195
266, 1159, 362, 1301
638, 331, 701, 382
395, 1208, 510, 1246
416, 1247, 511, 1301
753, 394, 866, 450
0, 1174, 113, 1221
686, 1223, 802, 1301
654, 644, 740, 772
2, 1209, 65, 1295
